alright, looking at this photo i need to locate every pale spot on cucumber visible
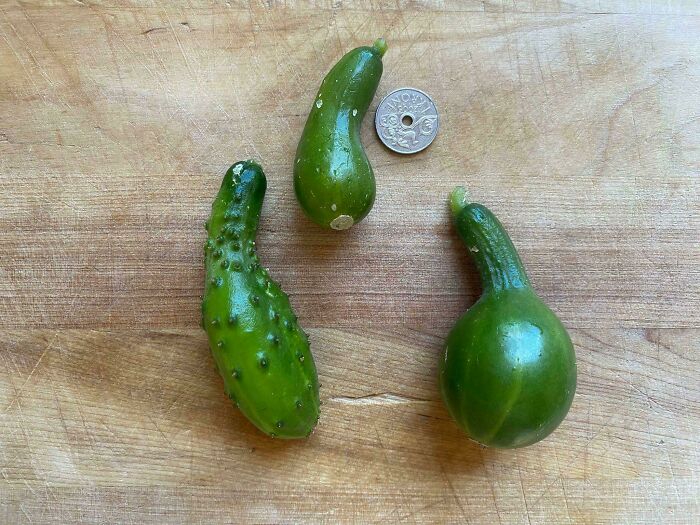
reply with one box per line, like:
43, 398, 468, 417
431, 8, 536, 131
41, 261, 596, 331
331, 203, 337, 211
330, 215, 354, 230
315, 99, 323, 108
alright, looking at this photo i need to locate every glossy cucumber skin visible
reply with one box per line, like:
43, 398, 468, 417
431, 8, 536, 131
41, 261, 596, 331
202, 161, 320, 439
440, 189, 576, 448
294, 39, 386, 230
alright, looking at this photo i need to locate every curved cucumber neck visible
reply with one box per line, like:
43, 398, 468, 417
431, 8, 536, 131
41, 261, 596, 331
215, 161, 266, 238
311, 38, 385, 139
450, 187, 530, 293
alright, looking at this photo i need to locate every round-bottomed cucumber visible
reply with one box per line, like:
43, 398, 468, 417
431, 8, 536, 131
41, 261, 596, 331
440, 187, 577, 448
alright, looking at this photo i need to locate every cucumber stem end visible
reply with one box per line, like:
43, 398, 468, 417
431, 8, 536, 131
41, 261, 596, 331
372, 38, 388, 57
450, 186, 470, 218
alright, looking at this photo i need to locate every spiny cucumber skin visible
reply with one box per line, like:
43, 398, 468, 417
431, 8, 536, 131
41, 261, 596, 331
202, 160, 320, 439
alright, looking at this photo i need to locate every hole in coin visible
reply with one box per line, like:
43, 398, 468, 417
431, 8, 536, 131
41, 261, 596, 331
401, 114, 413, 127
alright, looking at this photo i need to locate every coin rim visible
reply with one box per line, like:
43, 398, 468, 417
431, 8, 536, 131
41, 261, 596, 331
374, 87, 440, 154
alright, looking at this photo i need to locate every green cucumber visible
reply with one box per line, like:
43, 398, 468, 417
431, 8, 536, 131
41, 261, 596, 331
294, 38, 387, 230
202, 160, 320, 439
440, 187, 577, 448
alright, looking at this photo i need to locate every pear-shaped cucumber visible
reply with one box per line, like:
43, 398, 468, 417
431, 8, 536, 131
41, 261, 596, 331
202, 160, 320, 439
294, 38, 387, 230
440, 187, 576, 448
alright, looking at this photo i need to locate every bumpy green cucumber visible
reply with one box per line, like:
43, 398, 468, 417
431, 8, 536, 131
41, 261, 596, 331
294, 38, 387, 230
202, 160, 320, 439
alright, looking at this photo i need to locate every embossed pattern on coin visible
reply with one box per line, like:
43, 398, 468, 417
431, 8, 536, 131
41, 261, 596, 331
375, 88, 439, 154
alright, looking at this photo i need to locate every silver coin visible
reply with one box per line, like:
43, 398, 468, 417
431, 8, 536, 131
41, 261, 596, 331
375, 87, 439, 154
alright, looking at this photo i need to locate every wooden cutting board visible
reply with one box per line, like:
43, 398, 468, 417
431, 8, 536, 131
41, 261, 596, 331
1, 2, 698, 523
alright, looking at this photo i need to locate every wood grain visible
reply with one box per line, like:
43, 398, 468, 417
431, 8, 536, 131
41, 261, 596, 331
1, 1, 698, 523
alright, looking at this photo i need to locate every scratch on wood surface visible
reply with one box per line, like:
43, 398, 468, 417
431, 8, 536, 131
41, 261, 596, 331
22, 479, 37, 497
98, 11, 128, 104
517, 466, 533, 525
596, 67, 662, 176
532, 402, 619, 507
148, 414, 177, 452
369, 424, 416, 525
2, 7, 54, 93
20, 9, 57, 89
163, 7, 195, 80
560, 476, 574, 524
19, 502, 32, 523
0, 13, 43, 99
488, 474, 504, 525
14, 400, 33, 469
328, 393, 428, 406
623, 376, 670, 416
142, 26, 166, 35
72, 388, 96, 449
187, 429, 193, 483
440, 463, 470, 524
664, 443, 682, 503
4, 332, 57, 413
170, 9, 228, 118
145, 31, 205, 137
52, 381, 74, 448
